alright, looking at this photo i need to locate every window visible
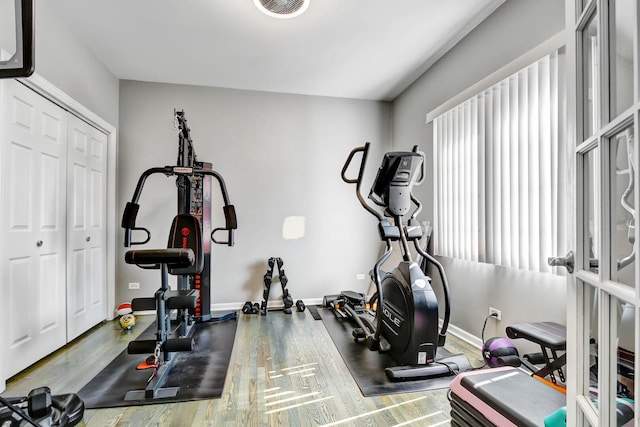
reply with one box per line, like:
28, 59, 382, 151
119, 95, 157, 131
432, 50, 566, 273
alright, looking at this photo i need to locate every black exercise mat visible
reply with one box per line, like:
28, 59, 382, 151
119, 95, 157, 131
78, 316, 237, 408
307, 305, 322, 320
318, 307, 471, 396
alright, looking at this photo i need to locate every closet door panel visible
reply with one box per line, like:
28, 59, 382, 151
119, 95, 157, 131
1, 79, 67, 378
66, 114, 107, 341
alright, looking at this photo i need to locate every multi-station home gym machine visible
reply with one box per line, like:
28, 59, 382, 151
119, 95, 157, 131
121, 110, 237, 399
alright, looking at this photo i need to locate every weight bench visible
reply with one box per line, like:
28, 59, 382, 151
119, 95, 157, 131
506, 322, 566, 384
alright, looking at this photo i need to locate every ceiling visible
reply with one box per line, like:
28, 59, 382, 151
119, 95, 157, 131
47, 0, 505, 102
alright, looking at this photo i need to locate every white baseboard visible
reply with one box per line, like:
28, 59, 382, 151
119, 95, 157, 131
444, 322, 483, 350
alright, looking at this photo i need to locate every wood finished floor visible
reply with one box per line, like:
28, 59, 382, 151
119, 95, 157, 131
3, 310, 482, 426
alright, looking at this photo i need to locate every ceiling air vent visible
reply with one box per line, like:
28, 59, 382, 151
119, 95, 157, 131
254, 0, 310, 19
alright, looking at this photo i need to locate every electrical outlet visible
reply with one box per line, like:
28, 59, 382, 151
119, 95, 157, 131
489, 307, 502, 320
356, 273, 365, 280
128, 282, 140, 290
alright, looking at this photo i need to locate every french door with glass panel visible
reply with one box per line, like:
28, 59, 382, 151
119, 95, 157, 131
566, 0, 638, 424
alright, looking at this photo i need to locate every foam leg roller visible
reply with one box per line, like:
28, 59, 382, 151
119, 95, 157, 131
127, 339, 157, 354
167, 295, 197, 309
164, 337, 195, 352
131, 297, 156, 311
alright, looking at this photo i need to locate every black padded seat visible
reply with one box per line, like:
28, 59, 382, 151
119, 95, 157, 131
506, 322, 566, 350
125, 248, 194, 269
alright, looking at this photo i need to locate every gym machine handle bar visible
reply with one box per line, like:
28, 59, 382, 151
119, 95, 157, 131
122, 165, 237, 247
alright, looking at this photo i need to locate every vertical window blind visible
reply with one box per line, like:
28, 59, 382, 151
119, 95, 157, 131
433, 50, 565, 273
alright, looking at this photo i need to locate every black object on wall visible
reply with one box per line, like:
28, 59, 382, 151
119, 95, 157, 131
0, 0, 34, 78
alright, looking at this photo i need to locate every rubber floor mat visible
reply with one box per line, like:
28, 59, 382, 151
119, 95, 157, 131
318, 306, 472, 396
78, 316, 237, 408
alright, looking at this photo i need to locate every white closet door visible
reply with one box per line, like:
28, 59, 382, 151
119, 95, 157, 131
66, 114, 107, 341
0, 79, 68, 378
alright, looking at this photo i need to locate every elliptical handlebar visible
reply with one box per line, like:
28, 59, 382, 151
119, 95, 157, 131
415, 240, 451, 341
341, 142, 383, 221
340, 144, 366, 184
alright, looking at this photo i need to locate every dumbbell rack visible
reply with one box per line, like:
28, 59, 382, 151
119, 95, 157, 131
242, 257, 305, 315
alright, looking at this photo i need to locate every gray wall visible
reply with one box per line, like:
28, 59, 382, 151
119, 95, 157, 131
117, 81, 392, 306
34, 2, 119, 126
0, 1, 119, 127
392, 0, 567, 345
2, 0, 570, 346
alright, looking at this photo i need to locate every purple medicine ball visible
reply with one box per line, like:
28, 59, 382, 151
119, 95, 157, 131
482, 337, 519, 367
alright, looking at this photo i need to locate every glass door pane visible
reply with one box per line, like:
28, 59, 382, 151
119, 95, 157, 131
610, 125, 635, 287
581, 283, 599, 419
609, 0, 635, 119
583, 13, 599, 139
584, 148, 600, 272
615, 301, 635, 417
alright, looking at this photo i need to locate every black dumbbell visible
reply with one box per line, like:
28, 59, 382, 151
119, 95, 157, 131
242, 301, 259, 314
295, 300, 306, 312
283, 294, 293, 308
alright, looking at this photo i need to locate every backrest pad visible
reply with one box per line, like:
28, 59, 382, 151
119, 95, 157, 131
167, 214, 204, 275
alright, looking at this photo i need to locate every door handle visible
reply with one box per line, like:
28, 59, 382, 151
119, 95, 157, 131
548, 250, 574, 274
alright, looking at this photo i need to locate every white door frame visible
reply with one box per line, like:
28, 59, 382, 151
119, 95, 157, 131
565, 0, 640, 424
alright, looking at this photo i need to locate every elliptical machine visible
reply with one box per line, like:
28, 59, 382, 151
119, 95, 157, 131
325, 142, 469, 381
